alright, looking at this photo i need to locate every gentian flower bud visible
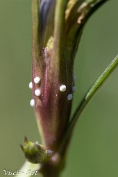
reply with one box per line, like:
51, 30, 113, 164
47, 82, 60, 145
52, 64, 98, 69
32, 0, 107, 153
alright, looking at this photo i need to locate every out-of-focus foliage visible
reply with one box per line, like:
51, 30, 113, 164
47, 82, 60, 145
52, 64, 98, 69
0, 1, 118, 177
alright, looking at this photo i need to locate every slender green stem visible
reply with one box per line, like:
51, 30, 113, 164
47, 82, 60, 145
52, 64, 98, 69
59, 55, 118, 155
72, 54, 118, 124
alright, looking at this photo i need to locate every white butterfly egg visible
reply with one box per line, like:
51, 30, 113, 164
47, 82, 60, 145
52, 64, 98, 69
30, 99, 35, 107
34, 77, 40, 84
72, 86, 76, 92
67, 94, 73, 100
35, 89, 41, 96
29, 82, 33, 89
60, 85, 66, 92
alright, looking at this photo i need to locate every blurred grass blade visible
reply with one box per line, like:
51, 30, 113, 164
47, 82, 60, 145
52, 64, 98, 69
15, 161, 40, 177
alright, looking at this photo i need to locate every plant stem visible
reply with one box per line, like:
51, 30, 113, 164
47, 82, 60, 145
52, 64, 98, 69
72, 54, 118, 124
59, 54, 118, 155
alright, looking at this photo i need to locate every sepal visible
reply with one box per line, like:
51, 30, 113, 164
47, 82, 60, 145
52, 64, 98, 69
21, 137, 53, 164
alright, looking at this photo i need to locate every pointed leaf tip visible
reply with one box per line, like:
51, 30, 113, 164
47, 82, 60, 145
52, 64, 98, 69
24, 136, 28, 143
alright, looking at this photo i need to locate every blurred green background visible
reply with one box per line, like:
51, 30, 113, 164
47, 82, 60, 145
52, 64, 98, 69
0, 1, 118, 177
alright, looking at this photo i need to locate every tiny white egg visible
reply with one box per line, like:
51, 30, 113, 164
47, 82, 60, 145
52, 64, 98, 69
29, 82, 33, 89
67, 94, 73, 100
30, 99, 35, 107
60, 85, 66, 92
72, 86, 76, 92
35, 89, 41, 96
73, 75, 76, 81
34, 77, 40, 84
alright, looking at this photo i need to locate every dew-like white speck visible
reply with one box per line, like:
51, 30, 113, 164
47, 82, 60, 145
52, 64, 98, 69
29, 82, 33, 89
67, 94, 73, 100
30, 99, 35, 107
72, 86, 76, 92
60, 85, 66, 92
34, 77, 40, 84
35, 89, 41, 96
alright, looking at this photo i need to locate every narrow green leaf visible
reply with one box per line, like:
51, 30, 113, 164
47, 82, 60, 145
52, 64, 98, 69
59, 55, 118, 155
